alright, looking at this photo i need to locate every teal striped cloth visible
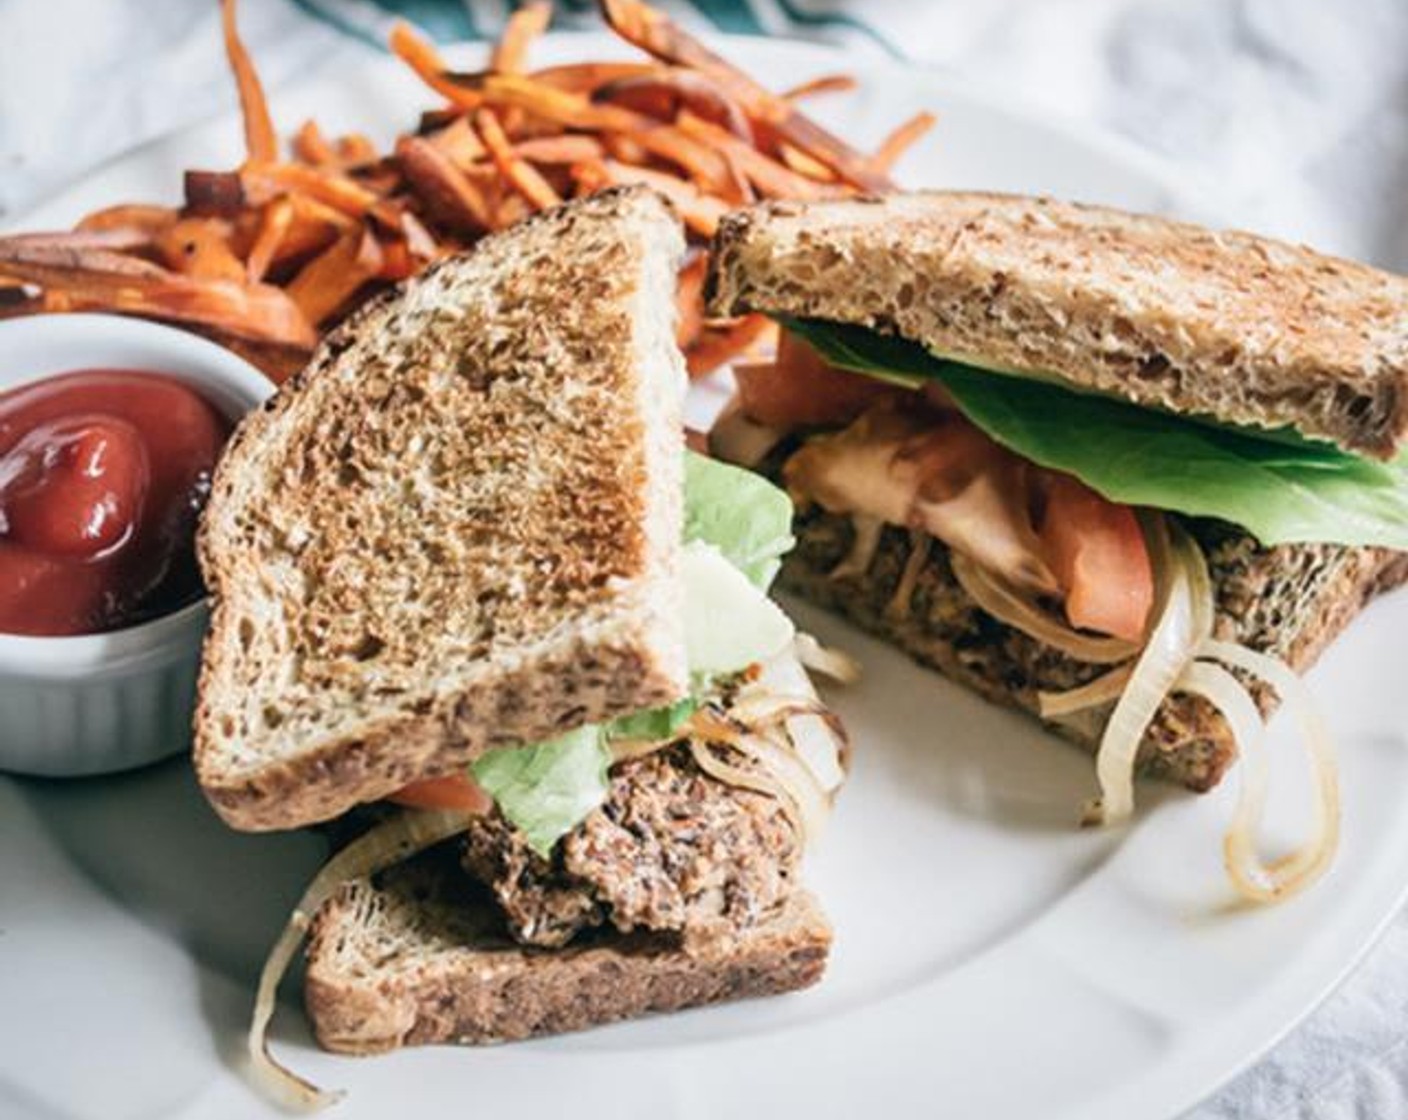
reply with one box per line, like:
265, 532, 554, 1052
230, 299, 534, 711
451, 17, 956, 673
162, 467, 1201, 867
287, 0, 901, 57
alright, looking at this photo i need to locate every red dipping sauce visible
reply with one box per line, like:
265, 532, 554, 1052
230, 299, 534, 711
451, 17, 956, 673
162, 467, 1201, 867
0, 370, 230, 636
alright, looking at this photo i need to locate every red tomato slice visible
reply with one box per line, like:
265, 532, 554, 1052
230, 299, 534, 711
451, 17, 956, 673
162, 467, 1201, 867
1037, 471, 1154, 642
387, 773, 493, 814
734, 331, 898, 428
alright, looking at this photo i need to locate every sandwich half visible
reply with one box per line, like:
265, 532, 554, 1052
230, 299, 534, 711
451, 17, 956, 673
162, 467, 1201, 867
196, 185, 690, 832
706, 191, 1408, 902
193, 189, 848, 1102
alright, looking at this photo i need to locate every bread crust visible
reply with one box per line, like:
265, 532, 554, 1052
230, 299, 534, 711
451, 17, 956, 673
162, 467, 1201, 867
781, 507, 1408, 791
303, 850, 831, 1053
195, 188, 690, 831
198, 633, 675, 829
707, 192, 1408, 458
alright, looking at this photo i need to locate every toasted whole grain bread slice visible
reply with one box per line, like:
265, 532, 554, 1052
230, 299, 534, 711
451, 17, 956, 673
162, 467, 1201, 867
304, 844, 831, 1053
707, 192, 1408, 458
196, 187, 689, 831
782, 505, 1408, 791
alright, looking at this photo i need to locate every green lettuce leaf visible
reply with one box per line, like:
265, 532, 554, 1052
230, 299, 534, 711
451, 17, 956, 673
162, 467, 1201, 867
606, 698, 698, 742
469, 702, 697, 857
783, 317, 1408, 549
470, 725, 610, 856
468, 453, 799, 856
683, 450, 795, 588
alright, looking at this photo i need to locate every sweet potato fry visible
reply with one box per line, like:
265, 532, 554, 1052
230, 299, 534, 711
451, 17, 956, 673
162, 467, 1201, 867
631, 127, 742, 203
591, 79, 671, 122
13, 0, 928, 374
395, 135, 494, 233
675, 252, 707, 349
685, 313, 775, 379
185, 170, 247, 217
3, 228, 161, 255
220, 0, 278, 164
528, 62, 659, 92
156, 218, 246, 282
475, 108, 562, 211
245, 196, 294, 283
275, 194, 356, 264
286, 227, 384, 326
242, 163, 393, 225
377, 238, 416, 282
512, 135, 606, 164
390, 22, 483, 109
452, 72, 645, 131
293, 120, 337, 166
602, 133, 650, 165
569, 160, 613, 196
494, 192, 535, 230
76, 204, 178, 237
591, 161, 726, 237
777, 142, 836, 182
288, 191, 358, 230
346, 158, 403, 198
481, 81, 742, 199
491, 1, 551, 74
399, 210, 440, 263
428, 116, 486, 169
0, 241, 316, 348
138, 280, 316, 346
336, 133, 379, 166
461, 75, 734, 198
783, 74, 858, 100
871, 110, 937, 173
17, 288, 311, 378
674, 112, 846, 200
134, 281, 318, 346
600, 0, 891, 192
727, 150, 760, 204
595, 70, 751, 139
0, 239, 168, 279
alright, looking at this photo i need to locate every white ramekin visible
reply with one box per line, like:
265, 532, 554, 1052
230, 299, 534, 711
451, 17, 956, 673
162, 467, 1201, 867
0, 314, 275, 776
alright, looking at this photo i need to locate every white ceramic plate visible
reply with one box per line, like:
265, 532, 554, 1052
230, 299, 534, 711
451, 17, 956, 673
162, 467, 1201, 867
3, 33, 1406, 1120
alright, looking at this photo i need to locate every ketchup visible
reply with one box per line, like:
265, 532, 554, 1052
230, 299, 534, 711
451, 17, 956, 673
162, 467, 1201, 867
0, 370, 230, 636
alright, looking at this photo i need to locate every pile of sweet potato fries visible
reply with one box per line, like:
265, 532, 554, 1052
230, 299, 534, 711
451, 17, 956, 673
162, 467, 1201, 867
0, 0, 932, 383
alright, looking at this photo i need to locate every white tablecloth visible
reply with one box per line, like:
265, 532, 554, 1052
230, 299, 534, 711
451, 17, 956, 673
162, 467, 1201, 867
1, 2, 1405, 1115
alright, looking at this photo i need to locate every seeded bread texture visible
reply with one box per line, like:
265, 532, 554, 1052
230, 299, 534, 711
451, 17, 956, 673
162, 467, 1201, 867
196, 188, 689, 831
782, 509, 1408, 791
303, 844, 831, 1053
707, 192, 1408, 458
